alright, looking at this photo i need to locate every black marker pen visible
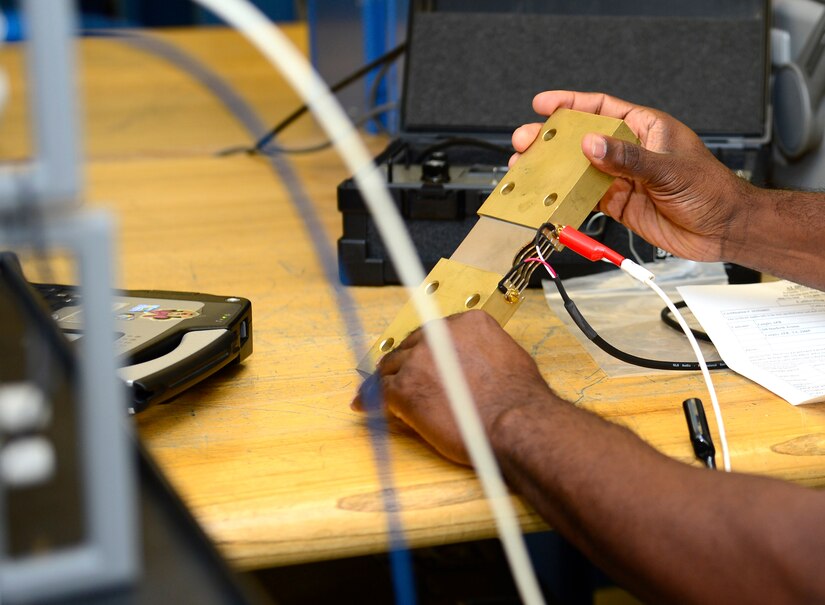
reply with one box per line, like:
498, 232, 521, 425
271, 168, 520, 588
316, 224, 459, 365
683, 397, 716, 469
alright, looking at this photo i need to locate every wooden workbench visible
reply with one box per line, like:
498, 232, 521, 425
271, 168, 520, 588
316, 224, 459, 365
2, 26, 824, 572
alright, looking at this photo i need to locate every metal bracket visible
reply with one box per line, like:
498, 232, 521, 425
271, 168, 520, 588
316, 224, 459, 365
478, 108, 638, 229
359, 109, 638, 373
361, 258, 524, 370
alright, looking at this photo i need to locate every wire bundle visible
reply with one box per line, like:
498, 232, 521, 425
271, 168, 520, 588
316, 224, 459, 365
526, 225, 731, 472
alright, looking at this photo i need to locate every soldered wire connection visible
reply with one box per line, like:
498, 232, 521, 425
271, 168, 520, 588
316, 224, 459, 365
497, 223, 561, 296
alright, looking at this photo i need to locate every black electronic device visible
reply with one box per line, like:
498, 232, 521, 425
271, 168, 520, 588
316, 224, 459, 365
5, 252, 253, 414
337, 0, 771, 286
38, 283, 252, 414
0, 251, 268, 605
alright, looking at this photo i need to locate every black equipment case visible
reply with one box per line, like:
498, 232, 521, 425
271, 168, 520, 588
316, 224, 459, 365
337, 0, 772, 286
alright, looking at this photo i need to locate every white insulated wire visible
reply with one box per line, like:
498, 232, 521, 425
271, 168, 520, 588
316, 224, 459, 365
540, 248, 732, 472
188, 2, 545, 603
625, 265, 731, 472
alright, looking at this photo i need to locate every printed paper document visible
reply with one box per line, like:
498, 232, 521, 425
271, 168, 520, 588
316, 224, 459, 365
678, 280, 825, 405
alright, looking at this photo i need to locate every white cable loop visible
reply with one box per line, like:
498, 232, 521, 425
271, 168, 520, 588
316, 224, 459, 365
189, 2, 546, 603
633, 272, 731, 472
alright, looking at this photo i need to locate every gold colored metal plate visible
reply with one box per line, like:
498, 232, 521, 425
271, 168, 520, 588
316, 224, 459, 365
478, 108, 638, 230
360, 108, 637, 374
450, 216, 537, 275
358, 258, 523, 373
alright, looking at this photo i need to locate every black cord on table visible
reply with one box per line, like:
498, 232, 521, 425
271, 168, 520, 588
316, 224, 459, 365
247, 43, 407, 154
547, 273, 728, 371
660, 300, 712, 342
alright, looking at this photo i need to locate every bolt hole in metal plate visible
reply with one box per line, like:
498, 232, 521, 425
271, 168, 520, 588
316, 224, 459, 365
359, 259, 523, 373
477, 108, 638, 230
362, 112, 639, 373
465, 293, 481, 308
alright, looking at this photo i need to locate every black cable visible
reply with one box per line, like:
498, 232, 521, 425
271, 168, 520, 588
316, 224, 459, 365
546, 272, 728, 371
251, 101, 397, 155
366, 55, 395, 135
413, 136, 512, 163
529, 225, 725, 370
660, 300, 712, 342
245, 42, 407, 155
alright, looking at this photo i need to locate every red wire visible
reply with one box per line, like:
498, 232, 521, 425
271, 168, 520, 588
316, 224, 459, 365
523, 256, 558, 279
557, 226, 625, 266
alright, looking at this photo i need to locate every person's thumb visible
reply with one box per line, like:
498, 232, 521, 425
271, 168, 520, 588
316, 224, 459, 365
582, 133, 665, 186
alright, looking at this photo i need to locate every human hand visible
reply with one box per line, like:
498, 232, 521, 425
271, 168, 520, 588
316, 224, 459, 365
511, 90, 751, 262
351, 310, 555, 466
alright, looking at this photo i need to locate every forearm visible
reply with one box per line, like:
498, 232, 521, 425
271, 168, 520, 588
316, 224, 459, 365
492, 393, 825, 604
724, 183, 825, 289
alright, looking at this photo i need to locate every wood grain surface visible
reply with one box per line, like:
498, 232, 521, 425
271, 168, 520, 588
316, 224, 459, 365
2, 26, 824, 572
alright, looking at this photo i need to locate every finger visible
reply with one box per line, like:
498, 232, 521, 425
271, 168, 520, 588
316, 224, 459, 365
533, 90, 637, 120
395, 325, 424, 351
508, 152, 520, 168
351, 370, 383, 412
375, 323, 430, 374
376, 344, 412, 376
512, 123, 542, 153
582, 133, 669, 186
532, 90, 578, 116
